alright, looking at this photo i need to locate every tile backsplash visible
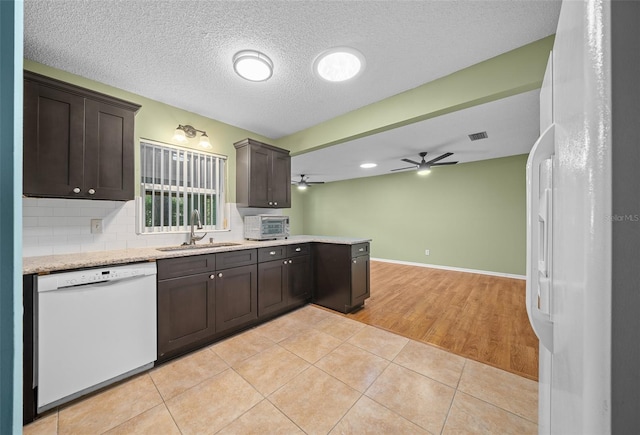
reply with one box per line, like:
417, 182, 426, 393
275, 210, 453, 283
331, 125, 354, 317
23, 198, 283, 257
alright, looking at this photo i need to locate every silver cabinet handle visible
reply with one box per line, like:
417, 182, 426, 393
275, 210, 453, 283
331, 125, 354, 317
218, 273, 223, 278
288, 260, 292, 264
209, 274, 215, 280
270, 251, 276, 255
295, 247, 301, 252
268, 202, 273, 205
73, 187, 81, 194
359, 248, 364, 252
274, 202, 278, 205
88, 188, 96, 195
353, 259, 357, 263
283, 260, 288, 265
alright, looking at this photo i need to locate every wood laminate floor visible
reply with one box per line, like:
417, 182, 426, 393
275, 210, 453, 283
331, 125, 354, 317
345, 261, 539, 380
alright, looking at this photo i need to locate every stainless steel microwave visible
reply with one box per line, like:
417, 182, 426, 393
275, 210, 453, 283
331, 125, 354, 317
244, 215, 290, 240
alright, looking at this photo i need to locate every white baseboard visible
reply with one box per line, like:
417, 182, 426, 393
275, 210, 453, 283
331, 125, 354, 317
371, 257, 526, 280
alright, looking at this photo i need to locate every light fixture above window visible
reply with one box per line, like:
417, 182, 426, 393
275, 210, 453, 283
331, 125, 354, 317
314, 47, 365, 82
173, 124, 211, 148
233, 50, 274, 82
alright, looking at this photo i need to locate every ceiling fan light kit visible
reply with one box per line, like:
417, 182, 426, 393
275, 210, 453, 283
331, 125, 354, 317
391, 152, 458, 175
293, 174, 325, 190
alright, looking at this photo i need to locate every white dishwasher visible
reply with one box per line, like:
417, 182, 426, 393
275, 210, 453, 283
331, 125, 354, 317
36, 262, 157, 412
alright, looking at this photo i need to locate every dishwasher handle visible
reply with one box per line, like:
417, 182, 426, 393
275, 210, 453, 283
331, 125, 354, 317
38, 263, 157, 292
53, 274, 153, 291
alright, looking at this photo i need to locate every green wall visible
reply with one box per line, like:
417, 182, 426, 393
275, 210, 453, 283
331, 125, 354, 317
23, 60, 274, 203
299, 154, 528, 276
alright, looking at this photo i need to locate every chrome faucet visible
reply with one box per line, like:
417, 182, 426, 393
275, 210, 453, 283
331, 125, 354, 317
188, 209, 207, 245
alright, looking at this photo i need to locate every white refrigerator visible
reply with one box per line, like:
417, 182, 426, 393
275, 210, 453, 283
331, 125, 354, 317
527, 0, 640, 433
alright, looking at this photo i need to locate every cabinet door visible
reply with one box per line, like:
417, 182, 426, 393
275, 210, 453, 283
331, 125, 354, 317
351, 255, 370, 306
248, 146, 271, 207
84, 99, 135, 200
157, 273, 216, 359
215, 264, 258, 332
258, 260, 288, 317
23, 81, 85, 197
288, 255, 312, 306
269, 150, 291, 208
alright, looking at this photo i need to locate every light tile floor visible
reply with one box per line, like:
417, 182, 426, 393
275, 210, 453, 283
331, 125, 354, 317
24, 305, 538, 435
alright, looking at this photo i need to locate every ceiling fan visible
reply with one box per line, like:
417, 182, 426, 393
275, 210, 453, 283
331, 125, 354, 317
391, 152, 458, 175
292, 174, 325, 190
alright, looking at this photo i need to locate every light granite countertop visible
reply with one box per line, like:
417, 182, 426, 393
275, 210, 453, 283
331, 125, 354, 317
23, 235, 371, 274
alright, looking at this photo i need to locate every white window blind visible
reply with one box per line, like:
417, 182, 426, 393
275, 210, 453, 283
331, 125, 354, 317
139, 139, 226, 233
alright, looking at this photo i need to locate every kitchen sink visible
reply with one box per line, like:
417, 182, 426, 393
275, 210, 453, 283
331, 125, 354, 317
157, 242, 242, 252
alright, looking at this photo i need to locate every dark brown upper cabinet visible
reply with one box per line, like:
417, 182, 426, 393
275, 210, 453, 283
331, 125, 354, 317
23, 71, 141, 201
234, 138, 291, 208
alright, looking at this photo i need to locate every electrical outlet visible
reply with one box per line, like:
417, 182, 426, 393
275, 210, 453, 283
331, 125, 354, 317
91, 219, 103, 234
425, 249, 430, 256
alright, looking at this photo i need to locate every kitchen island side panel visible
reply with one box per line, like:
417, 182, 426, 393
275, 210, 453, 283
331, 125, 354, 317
313, 243, 352, 313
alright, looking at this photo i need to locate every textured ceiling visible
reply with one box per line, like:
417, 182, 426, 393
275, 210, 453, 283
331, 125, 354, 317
24, 0, 561, 140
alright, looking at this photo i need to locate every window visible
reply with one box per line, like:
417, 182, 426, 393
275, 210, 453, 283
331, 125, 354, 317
139, 139, 226, 233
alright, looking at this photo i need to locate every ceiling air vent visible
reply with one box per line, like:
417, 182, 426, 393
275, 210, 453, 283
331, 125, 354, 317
468, 131, 488, 141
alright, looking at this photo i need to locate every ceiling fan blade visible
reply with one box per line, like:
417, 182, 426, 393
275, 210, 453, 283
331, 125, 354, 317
401, 158, 421, 165
391, 166, 416, 172
307, 181, 325, 184
431, 161, 458, 166
425, 152, 453, 165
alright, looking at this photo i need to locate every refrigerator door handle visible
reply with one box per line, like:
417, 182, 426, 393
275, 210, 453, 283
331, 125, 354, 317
526, 123, 555, 352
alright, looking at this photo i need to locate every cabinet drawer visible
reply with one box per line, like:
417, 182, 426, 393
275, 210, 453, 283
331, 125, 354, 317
351, 243, 369, 257
158, 254, 216, 280
287, 243, 310, 257
258, 246, 287, 262
217, 249, 257, 270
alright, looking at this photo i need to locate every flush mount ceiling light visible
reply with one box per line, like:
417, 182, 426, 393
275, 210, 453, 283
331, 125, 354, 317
174, 124, 211, 148
233, 50, 273, 82
314, 47, 365, 82
360, 163, 377, 169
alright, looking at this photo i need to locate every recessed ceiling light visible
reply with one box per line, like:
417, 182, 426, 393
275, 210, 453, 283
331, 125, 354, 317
360, 163, 377, 169
233, 50, 273, 82
314, 47, 365, 82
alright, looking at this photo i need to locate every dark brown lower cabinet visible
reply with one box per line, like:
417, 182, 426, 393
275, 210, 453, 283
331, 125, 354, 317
157, 251, 258, 362
314, 243, 370, 313
350, 254, 370, 307
215, 264, 258, 331
289, 255, 312, 305
258, 259, 288, 317
157, 272, 216, 359
154, 242, 367, 362
257, 244, 312, 318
